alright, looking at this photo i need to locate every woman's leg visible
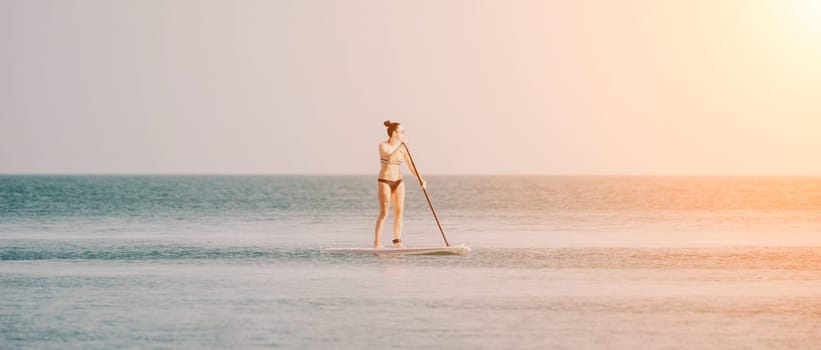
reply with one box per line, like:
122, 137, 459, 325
373, 182, 391, 248
391, 181, 406, 248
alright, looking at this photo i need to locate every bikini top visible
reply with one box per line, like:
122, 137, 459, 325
380, 158, 401, 166
380, 143, 404, 166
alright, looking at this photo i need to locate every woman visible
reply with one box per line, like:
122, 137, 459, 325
374, 120, 426, 248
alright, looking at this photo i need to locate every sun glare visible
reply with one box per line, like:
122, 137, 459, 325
763, 0, 821, 71
787, 0, 821, 36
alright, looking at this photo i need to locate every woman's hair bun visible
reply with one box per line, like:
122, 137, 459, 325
383, 120, 392, 127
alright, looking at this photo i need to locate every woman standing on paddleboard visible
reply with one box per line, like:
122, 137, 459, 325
374, 121, 426, 248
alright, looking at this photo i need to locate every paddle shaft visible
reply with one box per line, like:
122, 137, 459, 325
402, 143, 450, 247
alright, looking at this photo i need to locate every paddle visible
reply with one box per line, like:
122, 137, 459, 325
402, 143, 450, 247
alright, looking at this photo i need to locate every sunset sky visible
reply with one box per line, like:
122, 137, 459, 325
2, 0, 820, 175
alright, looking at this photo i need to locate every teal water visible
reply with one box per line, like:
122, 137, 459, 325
2, 176, 821, 349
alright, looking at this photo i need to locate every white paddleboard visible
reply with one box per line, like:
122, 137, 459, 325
322, 243, 470, 256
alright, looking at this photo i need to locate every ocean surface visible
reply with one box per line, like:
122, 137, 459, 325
2, 175, 820, 349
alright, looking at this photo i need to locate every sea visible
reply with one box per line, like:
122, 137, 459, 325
1, 175, 820, 349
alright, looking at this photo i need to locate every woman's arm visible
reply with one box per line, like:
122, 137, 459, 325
380, 142, 405, 158
401, 144, 426, 188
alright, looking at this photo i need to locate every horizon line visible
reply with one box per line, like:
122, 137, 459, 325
1, 172, 820, 177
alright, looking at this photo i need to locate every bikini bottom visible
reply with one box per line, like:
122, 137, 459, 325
377, 178, 403, 193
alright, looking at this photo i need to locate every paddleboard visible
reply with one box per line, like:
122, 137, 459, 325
322, 243, 470, 256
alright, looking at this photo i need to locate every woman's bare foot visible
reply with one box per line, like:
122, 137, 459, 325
374, 242, 384, 249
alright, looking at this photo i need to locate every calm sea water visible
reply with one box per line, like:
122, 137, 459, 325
2, 175, 821, 349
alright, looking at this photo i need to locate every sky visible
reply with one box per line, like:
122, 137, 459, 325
1, 0, 820, 175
